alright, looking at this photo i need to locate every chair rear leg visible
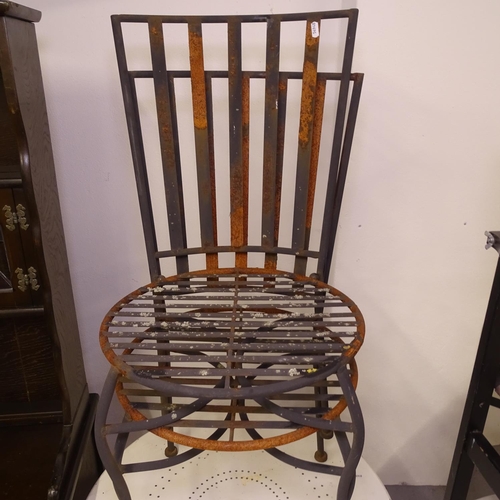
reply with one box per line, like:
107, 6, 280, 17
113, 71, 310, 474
336, 364, 365, 500
94, 367, 132, 500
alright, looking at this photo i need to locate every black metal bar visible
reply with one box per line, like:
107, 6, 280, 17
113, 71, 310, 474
130, 69, 359, 81
335, 428, 352, 463
467, 432, 500, 497
112, 11, 355, 25
121, 421, 230, 473
119, 354, 337, 364
121, 352, 343, 400
318, 9, 358, 281
491, 397, 500, 409
244, 393, 353, 432
94, 368, 132, 500
155, 245, 320, 259
296, 76, 327, 275
337, 365, 364, 500
108, 333, 353, 344
205, 73, 218, 259
445, 248, 500, 500
273, 74, 288, 267
121, 444, 204, 474
111, 341, 347, 353
104, 396, 211, 435
243, 420, 344, 476
115, 294, 346, 304
126, 393, 342, 404
261, 17, 281, 269
319, 73, 363, 280
227, 20, 245, 260
113, 422, 129, 465
112, 17, 161, 280
148, 17, 189, 274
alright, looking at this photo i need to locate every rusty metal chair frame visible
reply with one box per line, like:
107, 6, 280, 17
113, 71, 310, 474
95, 9, 365, 500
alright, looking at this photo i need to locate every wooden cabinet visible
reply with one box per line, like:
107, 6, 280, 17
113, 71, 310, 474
0, 3, 101, 499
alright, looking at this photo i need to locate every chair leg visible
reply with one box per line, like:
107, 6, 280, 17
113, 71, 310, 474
315, 431, 328, 462
336, 364, 365, 500
314, 381, 333, 462
165, 440, 178, 457
94, 367, 132, 500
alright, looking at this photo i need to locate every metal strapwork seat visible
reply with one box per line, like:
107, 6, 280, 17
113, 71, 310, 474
95, 9, 366, 500
100, 269, 363, 450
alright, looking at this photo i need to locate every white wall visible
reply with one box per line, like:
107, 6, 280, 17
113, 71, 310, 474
32, 0, 500, 486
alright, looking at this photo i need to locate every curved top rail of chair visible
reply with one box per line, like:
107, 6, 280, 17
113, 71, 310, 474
100, 268, 364, 400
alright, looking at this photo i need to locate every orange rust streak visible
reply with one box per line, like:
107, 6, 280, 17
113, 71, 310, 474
231, 205, 245, 249
206, 253, 218, 270
188, 25, 208, 130
305, 78, 326, 230
298, 21, 320, 149
188, 24, 218, 270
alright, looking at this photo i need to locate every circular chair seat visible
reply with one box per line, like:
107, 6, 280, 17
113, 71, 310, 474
100, 268, 364, 451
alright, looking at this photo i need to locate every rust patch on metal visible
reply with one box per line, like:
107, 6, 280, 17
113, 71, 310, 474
231, 205, 245, 249
305, 19, 321, 48
298, 20, 319, 149
206, 253, 218, 270
305, 78, 326, 230
188, 24, 208, 130
298, 60, 317, 148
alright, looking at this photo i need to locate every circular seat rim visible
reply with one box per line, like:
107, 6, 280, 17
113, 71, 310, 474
100, 267, 365, 400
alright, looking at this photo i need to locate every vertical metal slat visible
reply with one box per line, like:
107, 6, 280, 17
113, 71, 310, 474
272, 74, 288, 270
188, 21, 218, 270
228, 21, 245, 266
205, 74, 219, 271
318, 73, 363, 280
237, 73, 250, 269
112, 17, 161, 280
295, 76, 326, 276
318, 10, 358, 280
149, 17, 189, 274
261, 17, 281, 270
292, 17, 321, 275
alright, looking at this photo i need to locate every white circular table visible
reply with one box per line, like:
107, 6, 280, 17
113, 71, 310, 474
88, 432, 391, 500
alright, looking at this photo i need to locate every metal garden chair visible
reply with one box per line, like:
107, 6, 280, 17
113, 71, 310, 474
95, 9, 365, 500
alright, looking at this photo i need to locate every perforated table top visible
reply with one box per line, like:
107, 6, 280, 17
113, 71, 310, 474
87, 432, 391, 500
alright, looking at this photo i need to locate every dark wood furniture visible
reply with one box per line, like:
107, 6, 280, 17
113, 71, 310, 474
96, 10, 364, 500
0, 2, 101, 498
445, 231, 500, 499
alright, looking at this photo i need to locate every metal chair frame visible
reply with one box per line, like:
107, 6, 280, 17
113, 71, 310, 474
95, 10, 365, 500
